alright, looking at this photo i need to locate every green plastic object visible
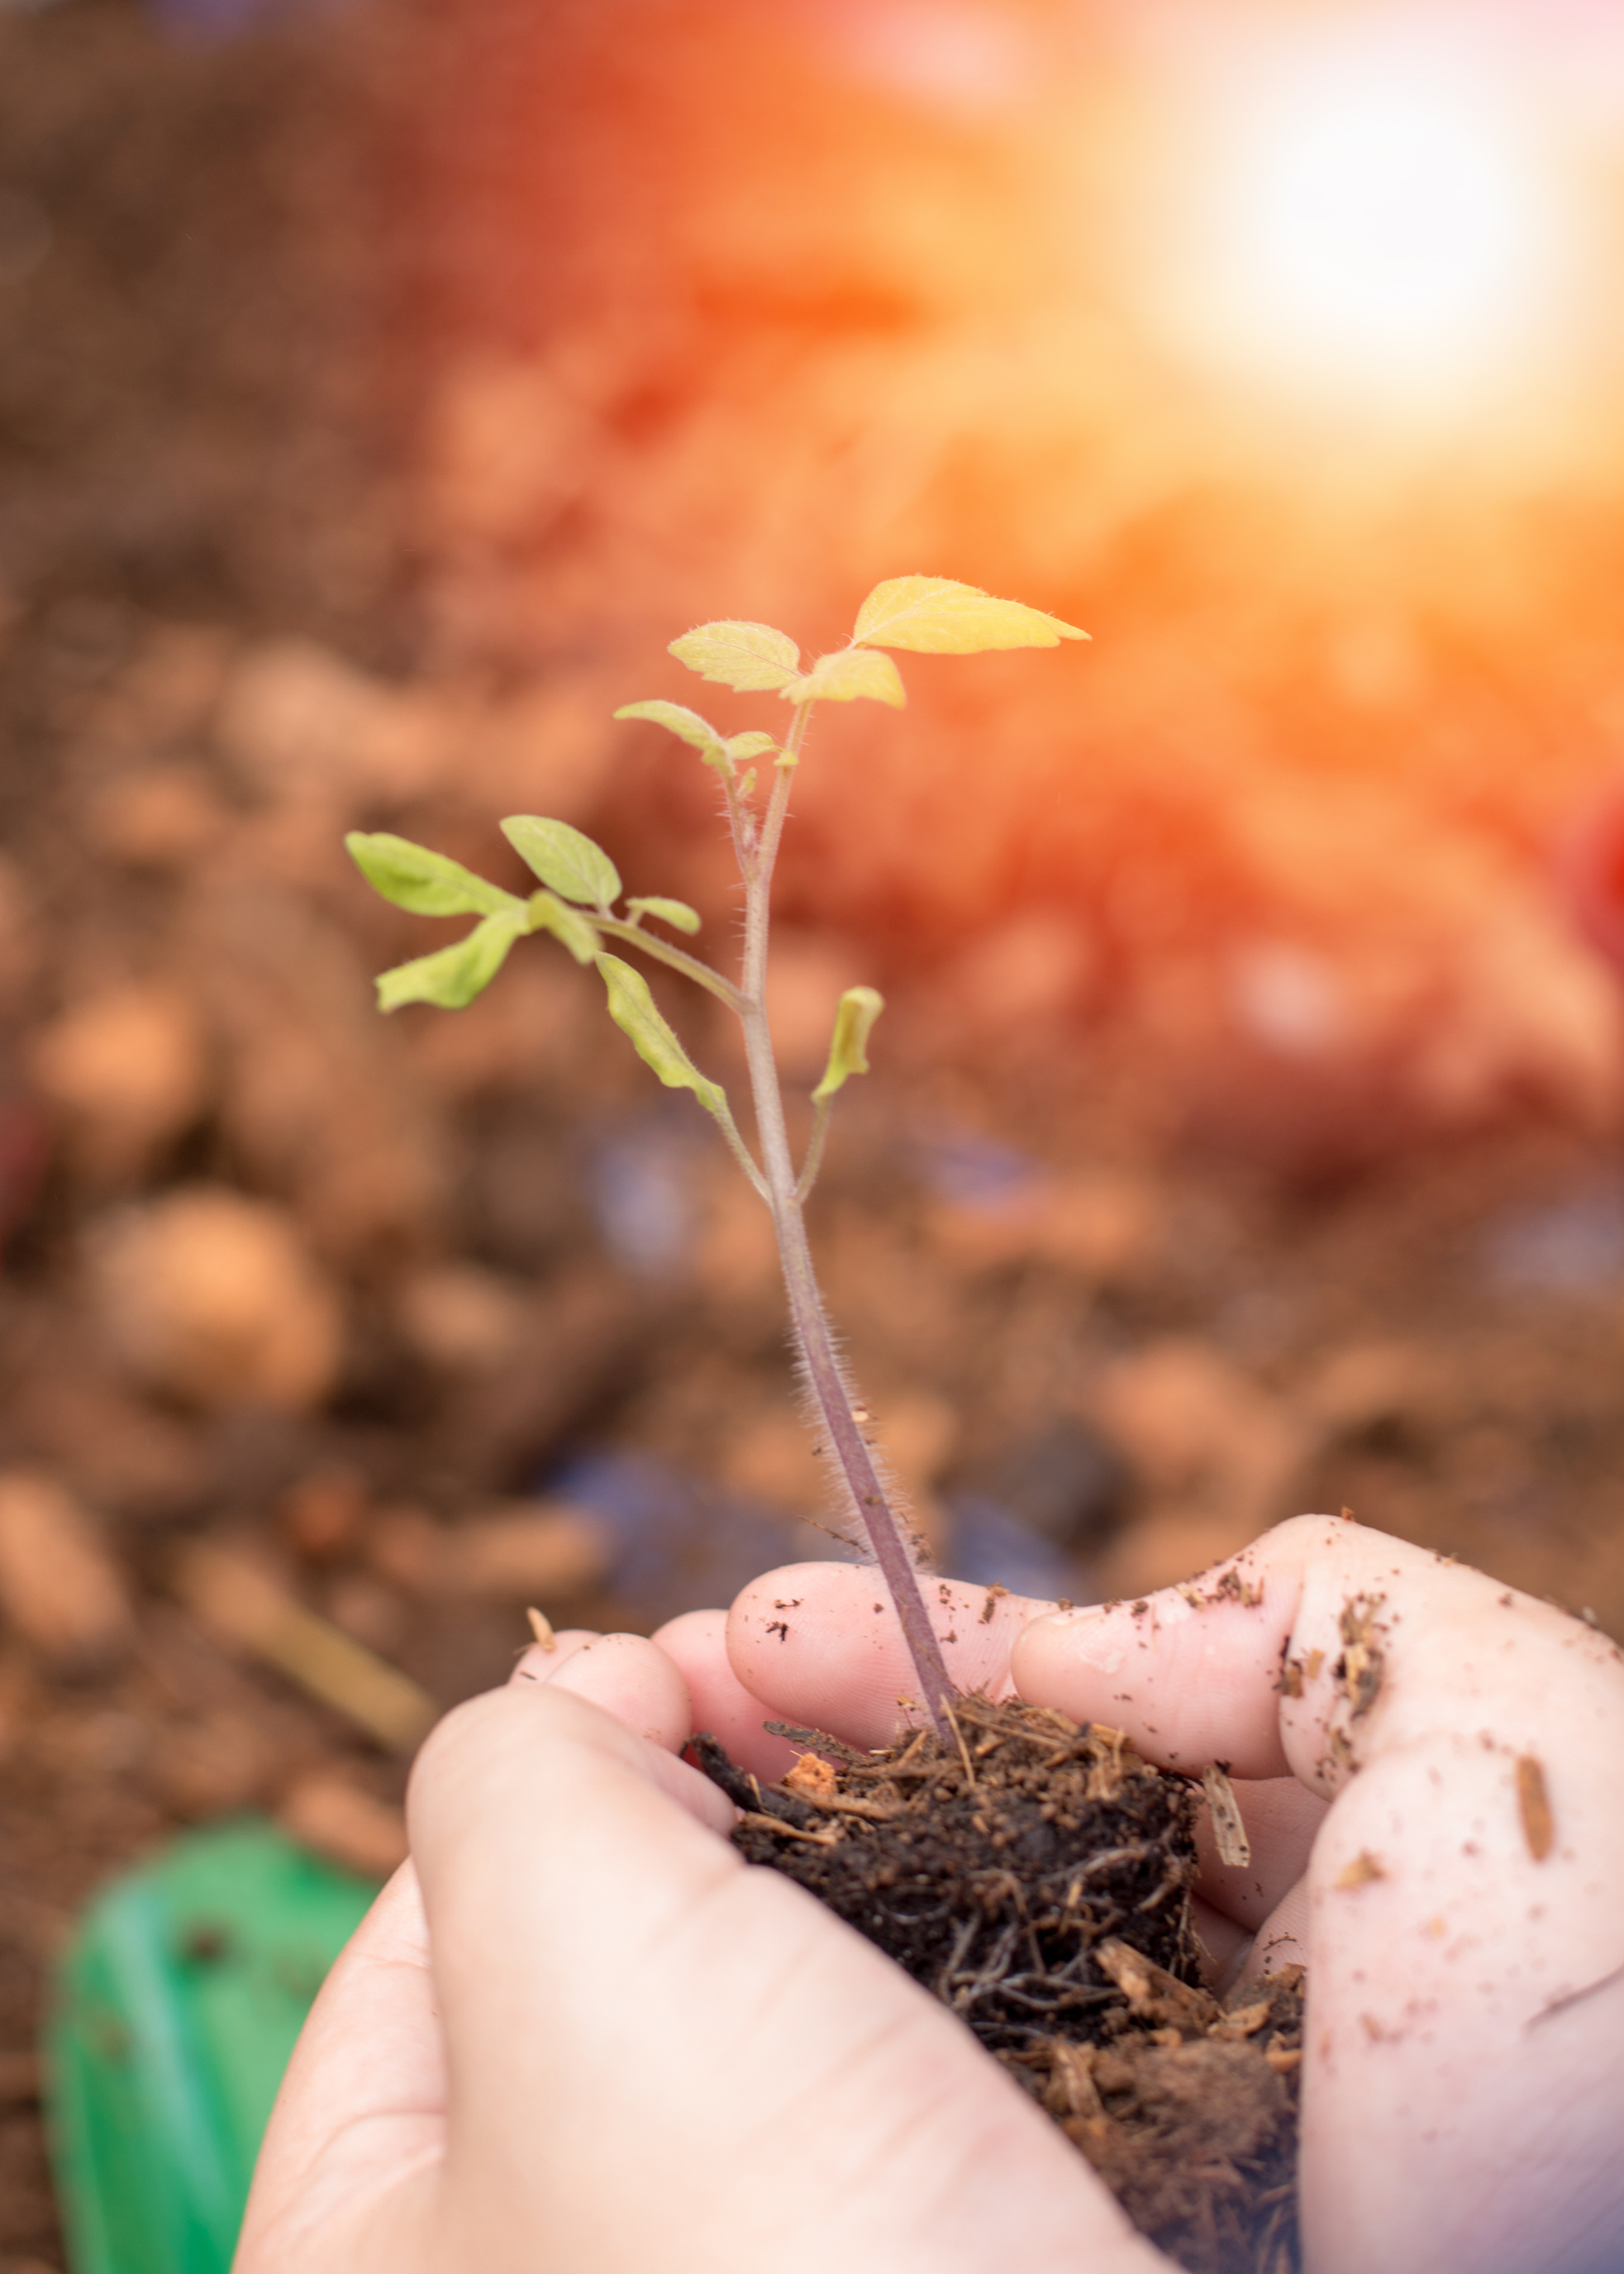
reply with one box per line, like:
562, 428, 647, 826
45, 1817, 382, 2274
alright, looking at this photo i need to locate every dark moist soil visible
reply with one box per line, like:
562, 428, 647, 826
696, 1699, 1303, 2274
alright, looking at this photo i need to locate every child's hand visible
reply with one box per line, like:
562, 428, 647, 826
702, 1515, 1624, 2274
236, 1628, 1165, 2274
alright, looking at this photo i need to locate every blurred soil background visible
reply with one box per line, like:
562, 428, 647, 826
8, 0, 1624, 2256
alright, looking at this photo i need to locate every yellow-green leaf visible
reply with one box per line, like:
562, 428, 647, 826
626, 895, 702, 936
613, 699, 729, 768
346, 832, 521, 920
527, 890, 600, 964
850, 576, 1088, 655
783, 648, 907, 709
376, 913, 526, 1012
598, 954, 726, 1118
669, 620, 800, 694
501, 817, 622, 908
812, 985, 884, 1100
611, 704, 778, 781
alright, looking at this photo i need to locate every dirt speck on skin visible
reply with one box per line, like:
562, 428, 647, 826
1335, 1595, 1386, 1718
1334, 1848, 1386, 1890
696, 1699, 1303, 2272
1516, 1755, 1554, 1862
1211, 1567, 1266, 1608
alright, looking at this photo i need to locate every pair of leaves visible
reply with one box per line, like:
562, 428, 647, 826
612, 699, 778, 781
375, 928, 728, 1141
349, 822, 698, 1014
364, 885, 598, 1013
663, 576, 1087, 713
350, 820, 622, 922
502, 822, 698, 938
344, 833, 531, 1011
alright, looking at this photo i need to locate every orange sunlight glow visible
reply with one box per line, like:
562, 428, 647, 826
1152, 20, 1576, 417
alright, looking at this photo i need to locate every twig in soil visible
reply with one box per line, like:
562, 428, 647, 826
1201, 1764, 1251, 1868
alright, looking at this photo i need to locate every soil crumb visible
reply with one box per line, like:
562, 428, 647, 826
695, 1697, 1301, 2272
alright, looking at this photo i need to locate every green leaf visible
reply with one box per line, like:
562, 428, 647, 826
669, 620, 800, 694
527, 890, 600, 964
783, 648, 907, 709
345, 832, 521, 919
501, 817, 622, 908
598, 954, 727, 1118
613, 699, 730, 769
812, 986, 884, 1101
626, 895, 702, 936
850, 576, 1088, 655
376, 913, 526, 1012
610, 704, 779, 784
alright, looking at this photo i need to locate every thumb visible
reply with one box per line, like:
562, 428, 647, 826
410, 1680, 1169, 2274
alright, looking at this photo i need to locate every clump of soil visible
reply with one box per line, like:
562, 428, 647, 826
695, 1697, 1302, 2274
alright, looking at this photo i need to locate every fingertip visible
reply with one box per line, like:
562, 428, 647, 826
725, 1562, 1054, 1749
655, 1607, 798, 1779
650, 1607, 722, 1655
545, 1631, 694, 1753
508, 1629, 599, 1685
1011, 1587, 1295, 1776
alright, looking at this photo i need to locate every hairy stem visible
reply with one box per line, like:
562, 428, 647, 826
795, 1092, 833, 1203
708, 1096, 772, 1204
735, 702, 954, 1736
594, 917, 746, 1014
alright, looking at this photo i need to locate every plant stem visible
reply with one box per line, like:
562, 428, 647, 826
734, 702, 954, 1738
707, 1095, 772, 1204
794, 1092, 833, 1203
595, 917, 746, 1015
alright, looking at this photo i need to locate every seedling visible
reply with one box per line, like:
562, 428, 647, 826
346, 581, 1307, 2267
346, 577, 1086, 1736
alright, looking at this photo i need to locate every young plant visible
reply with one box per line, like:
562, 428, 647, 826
347, 577, 1086, 1737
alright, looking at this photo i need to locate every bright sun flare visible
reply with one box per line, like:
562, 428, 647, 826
1163, 24, 1569, 412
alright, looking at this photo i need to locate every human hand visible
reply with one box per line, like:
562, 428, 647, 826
698, 1514, 1624, 2274
235, 1628, 1167, 2274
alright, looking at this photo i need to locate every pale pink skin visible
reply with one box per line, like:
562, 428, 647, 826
237, 1515, 1624, 2274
